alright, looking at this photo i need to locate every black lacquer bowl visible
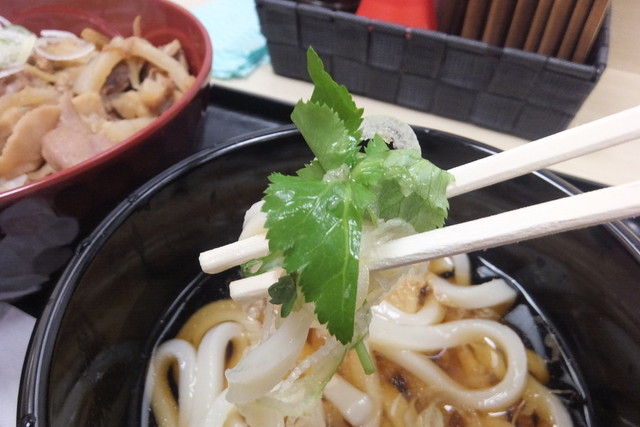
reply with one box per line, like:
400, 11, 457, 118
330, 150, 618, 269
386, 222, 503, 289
19, 126, 640, 426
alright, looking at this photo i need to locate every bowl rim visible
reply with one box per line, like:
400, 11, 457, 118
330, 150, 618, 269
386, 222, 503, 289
0, 0, 213, 206
17, 124, 640, 425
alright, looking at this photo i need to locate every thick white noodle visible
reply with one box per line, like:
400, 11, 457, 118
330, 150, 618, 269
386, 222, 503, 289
191, 322, 243, 426
197, 389, 238, 427
428, 274, 517, 309
451, 253, 471, 284
356, 343, 384, 427
191, 201, 564, 423
418, 403, 447, 425
371, 297, 445, 326
324, 374, 376, 426
428, 256, 455, 274
527, 377, 574, 427
151, 339, 198, 427
225, 308, 314, 403
369, 318, 528, 410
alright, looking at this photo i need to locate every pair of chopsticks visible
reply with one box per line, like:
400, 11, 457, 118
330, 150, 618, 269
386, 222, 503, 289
200, 106, 640, 284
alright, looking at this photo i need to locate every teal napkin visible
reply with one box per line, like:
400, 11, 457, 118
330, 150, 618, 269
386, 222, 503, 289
194, 0, 270, 79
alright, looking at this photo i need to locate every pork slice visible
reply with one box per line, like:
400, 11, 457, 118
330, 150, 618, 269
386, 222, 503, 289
0, 104, 60, 179
42, 93, 114, 171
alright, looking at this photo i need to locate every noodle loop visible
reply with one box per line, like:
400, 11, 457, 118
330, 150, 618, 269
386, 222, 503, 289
148, 252, 572, 426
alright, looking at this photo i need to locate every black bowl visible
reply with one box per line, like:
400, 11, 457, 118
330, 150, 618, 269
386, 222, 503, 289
19, 126, 640, 426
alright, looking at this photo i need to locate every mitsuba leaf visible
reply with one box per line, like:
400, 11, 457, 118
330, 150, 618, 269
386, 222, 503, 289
263, 173, 374, 343
261, 46, 452, 345
353, 136, 453, 232
268, 275, 297, 317
291, 100, 358, 172
296, 159, 325, 180
375, 149, 452, 232
306, 47, 364, 139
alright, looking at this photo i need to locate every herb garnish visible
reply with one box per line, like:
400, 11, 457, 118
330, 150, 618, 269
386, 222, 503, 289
262, 47, 453, 345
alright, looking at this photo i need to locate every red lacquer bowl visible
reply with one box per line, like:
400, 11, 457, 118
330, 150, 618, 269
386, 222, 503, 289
0, 0, 212, 299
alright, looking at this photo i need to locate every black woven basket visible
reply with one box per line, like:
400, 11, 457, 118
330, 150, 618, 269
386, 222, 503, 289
256, 0, 609, 140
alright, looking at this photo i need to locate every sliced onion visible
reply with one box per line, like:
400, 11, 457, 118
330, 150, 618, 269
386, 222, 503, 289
225, 307, 314, 404
360, 115, 421, 153
0, 16, 11, 28
40, 29, 78, 39
252, 337, 348, 416
34, 30, 95, 61
1, 25, 36, 69
0, 64, 23, 79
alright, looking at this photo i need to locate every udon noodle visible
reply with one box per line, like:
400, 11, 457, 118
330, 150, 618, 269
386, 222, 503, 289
146, 203, 573, 427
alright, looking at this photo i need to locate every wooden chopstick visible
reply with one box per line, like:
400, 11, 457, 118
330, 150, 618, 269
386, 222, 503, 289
368, 180, 640, 271
446, 105, 640, 198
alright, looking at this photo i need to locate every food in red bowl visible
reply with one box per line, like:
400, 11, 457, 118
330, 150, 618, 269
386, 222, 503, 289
0, 0, 212, 299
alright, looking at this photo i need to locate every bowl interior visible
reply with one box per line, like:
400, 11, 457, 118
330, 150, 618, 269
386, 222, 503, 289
19, 127, 640, 426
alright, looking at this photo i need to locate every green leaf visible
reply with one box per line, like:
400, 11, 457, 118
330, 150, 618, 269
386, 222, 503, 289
306, 47, 364, 138
268, 275, 298, 317
291, 100, 359, 171
241, 250, 284, 277
350, 135, 388, 189
354, 340, 376, 374
364, 133, 391, 154
263, 173, 374, 343
376, 149, 453, 232
258, 47, 453, 346
296, 159, 326, 180
353, 136, 453, 232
